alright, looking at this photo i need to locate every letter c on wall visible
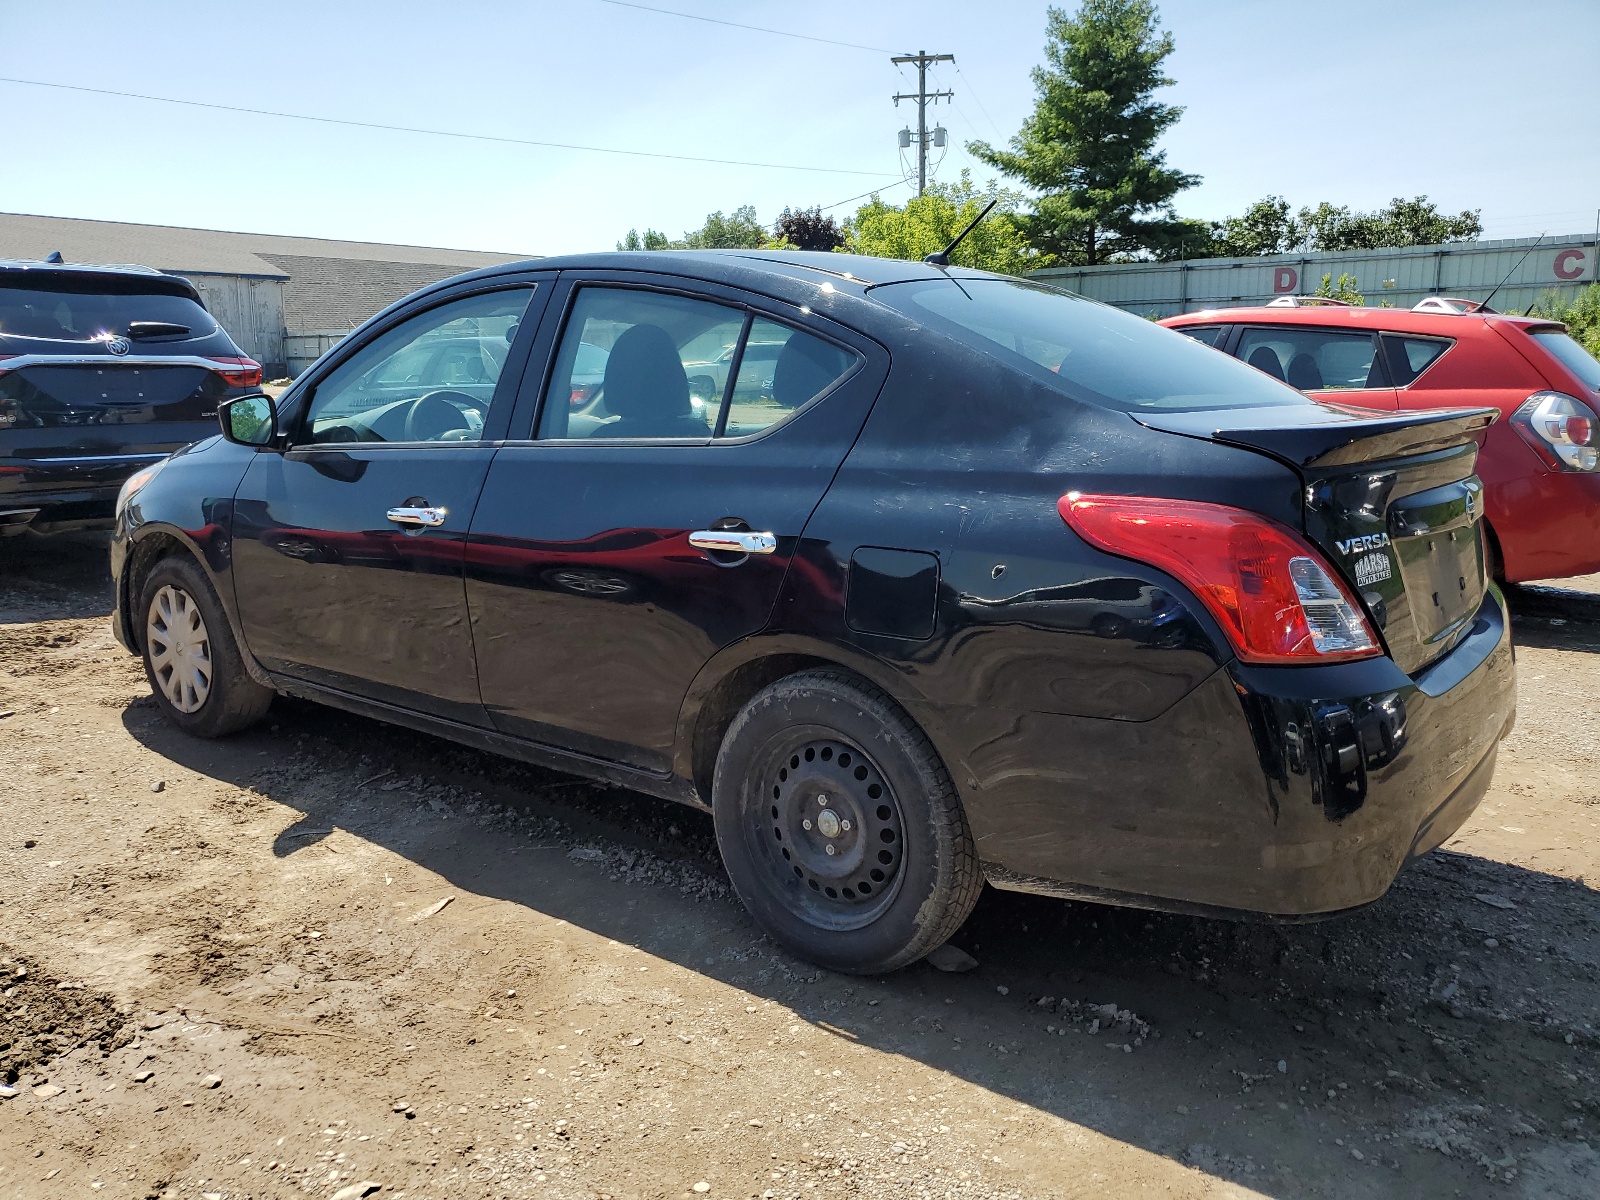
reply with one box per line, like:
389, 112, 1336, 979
1554, 249, 1587, 281
1273, 266, 1298, 293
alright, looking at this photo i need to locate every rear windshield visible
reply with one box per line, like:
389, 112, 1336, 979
876, 278, 1309, 412
1530, 329, 1600, 392
0, 283, 215, 343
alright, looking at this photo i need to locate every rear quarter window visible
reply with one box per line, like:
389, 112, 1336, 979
1381, 335, 1454, 387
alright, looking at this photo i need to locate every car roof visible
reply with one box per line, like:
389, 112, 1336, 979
1162, 303, 1561, 338
0, 258, 202, 300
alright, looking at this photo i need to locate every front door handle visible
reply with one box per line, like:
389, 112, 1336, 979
387, 505, 447, 528
689, 529, 777, 555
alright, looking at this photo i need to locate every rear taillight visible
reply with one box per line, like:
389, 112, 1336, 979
1512, 391, 1599, 472
1059, 493, 1381, 665
210, 356, 263, 388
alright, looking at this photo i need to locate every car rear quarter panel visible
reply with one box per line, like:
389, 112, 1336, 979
757, 325, 1312, 861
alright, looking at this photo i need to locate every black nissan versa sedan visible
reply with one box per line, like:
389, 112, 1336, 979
108, 250, 1516, 974
0, 259, 262, 536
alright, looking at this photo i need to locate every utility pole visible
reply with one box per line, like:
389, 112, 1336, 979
892, 50, 953, 197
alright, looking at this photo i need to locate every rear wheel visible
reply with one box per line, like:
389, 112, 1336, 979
138, 555, 273, 737
713, 669, 981, 974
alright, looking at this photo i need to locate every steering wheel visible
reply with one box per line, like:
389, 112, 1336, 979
403, 390, 478, 441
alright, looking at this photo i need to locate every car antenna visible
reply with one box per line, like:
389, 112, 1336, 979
924, 198, 999, 268
44, 250, 64, 263
1477, 233, 1544, 314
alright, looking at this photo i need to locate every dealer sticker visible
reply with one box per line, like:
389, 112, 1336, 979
1354, 552, 1393, 586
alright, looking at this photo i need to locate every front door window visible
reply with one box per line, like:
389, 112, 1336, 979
302, 289, 532, 444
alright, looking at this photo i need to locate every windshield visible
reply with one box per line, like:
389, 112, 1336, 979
1531, 329, 1600, 393
0, 284, 215, 343
877, 278, 1312, 412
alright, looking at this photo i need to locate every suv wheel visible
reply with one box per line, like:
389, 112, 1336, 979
139, 555, 273, 737
713, 669, 982, 974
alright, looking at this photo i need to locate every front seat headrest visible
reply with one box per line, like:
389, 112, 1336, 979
601, 324, 690, 423
1246, 346, 1286, 381
1286, 352, 1324, 391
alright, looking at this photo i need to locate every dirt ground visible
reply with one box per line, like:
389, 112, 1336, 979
2, 534, 1598, 1200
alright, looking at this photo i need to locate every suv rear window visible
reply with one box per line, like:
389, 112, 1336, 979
1530, 329, 1600, 392
0, 283, 215, 343
877, 279, 1306, 412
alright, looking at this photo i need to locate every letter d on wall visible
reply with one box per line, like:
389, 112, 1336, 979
1273, 266, 1298, 293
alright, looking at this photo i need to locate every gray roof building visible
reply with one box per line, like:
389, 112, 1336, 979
0, 212, 532, 374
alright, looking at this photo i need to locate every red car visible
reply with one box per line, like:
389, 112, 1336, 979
1161, 298, 1600, 582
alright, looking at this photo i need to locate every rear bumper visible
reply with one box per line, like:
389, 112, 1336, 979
0, 452, 167, 535
948, 588, 1516, 918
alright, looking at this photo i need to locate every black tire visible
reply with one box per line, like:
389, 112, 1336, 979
137, 554, 274, 738
712, 668, 982, 974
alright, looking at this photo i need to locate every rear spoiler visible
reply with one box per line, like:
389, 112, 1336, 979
1132, 405, 1498, 470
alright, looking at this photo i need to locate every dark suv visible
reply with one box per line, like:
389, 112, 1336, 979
111, 252, 1515, 974
0, 259, 261, 536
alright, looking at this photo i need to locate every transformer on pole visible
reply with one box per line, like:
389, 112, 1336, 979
892, 50, 954, 197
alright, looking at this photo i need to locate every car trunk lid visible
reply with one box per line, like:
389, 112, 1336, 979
1132, 404, 1498, 675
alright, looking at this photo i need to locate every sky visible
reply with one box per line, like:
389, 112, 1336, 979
1, 0, 1596, 257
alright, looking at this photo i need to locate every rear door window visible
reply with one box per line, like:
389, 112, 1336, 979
1380, 335, 1453, 387
538, 287, 857, 440
1236, 327, 1386, 391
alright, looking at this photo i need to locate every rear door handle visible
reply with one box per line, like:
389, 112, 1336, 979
387, 505, 447, 528
689, 529, 777, 555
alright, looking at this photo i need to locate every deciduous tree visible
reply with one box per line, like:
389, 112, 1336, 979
844, 173, 1043, 275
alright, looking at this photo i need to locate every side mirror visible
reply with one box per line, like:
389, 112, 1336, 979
219, 393, 278, 447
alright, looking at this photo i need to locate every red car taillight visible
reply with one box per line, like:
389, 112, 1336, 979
210, 356, 263, 388
1059, 493, 1381, 665
1511, 391, 1599, 472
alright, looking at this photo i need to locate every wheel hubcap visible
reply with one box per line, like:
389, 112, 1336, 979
147, 583, 212, 714
764, 737, 904, 928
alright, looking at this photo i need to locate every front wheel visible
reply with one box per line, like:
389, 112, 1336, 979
138, 555, 273, 738
712, 669, 982, 974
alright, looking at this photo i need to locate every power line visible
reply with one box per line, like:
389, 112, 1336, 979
952, 62, 1007, 141
0, 75, 897, 178
816, 179, 914, 215
595, 0, 891, 53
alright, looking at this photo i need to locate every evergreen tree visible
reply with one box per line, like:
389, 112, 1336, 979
969, 0, 1199, 265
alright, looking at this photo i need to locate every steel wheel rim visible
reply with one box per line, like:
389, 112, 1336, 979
754, 734, 906, 931
146, 583, 212, 714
